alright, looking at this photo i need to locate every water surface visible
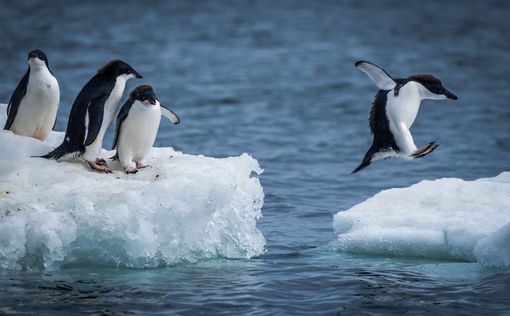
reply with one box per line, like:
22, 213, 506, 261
1, 0, 509, 314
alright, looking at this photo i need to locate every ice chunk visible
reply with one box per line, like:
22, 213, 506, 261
474, 223, 510, 269
0, 104, 265, 270
333, 173, 510, 269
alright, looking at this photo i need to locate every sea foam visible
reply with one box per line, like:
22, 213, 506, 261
333, 172, 510, 269
0, 104, 265, 270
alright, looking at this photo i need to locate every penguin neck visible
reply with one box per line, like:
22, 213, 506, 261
105, 75, 130, 117
114, 74, 129, 87
29, 64, 51, 77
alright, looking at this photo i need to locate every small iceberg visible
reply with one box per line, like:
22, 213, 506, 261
333, 172, 510, 269
0, 104, 265, 270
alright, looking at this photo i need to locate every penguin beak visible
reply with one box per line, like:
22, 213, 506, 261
28, 52, 37, 59
133, 71, 143, 79
444, 89, 458, 100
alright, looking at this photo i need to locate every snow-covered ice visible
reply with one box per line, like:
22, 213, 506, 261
333, 172, 510, 269
0, 104, 265, 270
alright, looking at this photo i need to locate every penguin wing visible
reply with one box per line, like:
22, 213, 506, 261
84, 93, 108, 147
355, 61, 396, 90
111, 100, 133, 150
161, 105, 180, 124
4, 69, 29, 130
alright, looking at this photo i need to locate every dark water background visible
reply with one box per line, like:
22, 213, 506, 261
1, 0, 510, 314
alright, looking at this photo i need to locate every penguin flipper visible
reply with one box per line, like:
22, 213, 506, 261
4, 69, 29, 130
355, 61, 396, 91
161, 105, 180, 124
84, 94, 107, 147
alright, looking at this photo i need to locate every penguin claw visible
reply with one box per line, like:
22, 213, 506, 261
412, 142, 439, 158
124, 167, 138, 174
136, 162, 148, 169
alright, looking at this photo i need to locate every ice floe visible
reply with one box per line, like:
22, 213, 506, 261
334, 172, 510, 269
0, 104, 265, 270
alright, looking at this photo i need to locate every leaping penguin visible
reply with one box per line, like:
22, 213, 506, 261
111, 85, 180, 174
352, 61, 458, 174
40, 60, 142, 172
4, 49, 60, 141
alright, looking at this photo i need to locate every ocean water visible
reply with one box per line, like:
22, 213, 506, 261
1, 0, 510, 314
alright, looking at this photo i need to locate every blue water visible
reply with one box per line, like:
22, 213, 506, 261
1, 0, 510, 314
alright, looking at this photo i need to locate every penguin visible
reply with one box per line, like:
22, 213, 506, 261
111, 85, 180, 174
39, 60, 142, 172
4, 49, 60, 141
352, 61, 458, 174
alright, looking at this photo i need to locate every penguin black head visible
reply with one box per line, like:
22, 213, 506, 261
408, 74, 458, 100
27, 49, 50, 69
128, 85, 181, 124
129, 85, 158, 105
97, 60, 143, 79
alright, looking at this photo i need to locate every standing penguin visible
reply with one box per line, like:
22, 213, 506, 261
40, 60, 142, 172
112, 85, 180, 174
4, 49, 60, 141
352, 61, 458, 174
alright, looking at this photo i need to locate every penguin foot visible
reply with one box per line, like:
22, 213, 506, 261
89, 159, 112, 173
412, 142, 439, 158
136, 162, 148, 169
124, 167, 138, 174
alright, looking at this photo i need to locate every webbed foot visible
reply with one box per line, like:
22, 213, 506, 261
412, 142, 439, 158
89, 158, 112, 173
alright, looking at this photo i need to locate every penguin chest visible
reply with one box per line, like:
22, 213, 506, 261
101, 79, 127, 134
11, 70, 60, 140
118, 107, 161, 161
386, 82, 421, 129
385, 83, 422, 154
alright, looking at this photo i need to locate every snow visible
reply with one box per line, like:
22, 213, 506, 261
0, 104, 265, 270
333, 172, 510, 269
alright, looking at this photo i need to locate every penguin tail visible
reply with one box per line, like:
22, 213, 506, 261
351, 147, 376, 174
351, 159, 372, 174
34, 140, 82, 160
34, 144, 69, 160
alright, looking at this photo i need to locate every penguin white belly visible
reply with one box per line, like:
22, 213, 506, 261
118, 105, 161, 167
83, 76, 128, 161
10, 69, 59, 141
386, 82, 422, 155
